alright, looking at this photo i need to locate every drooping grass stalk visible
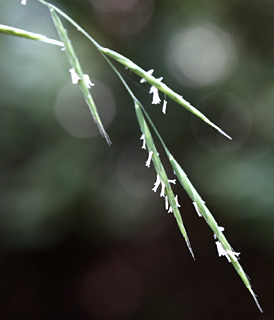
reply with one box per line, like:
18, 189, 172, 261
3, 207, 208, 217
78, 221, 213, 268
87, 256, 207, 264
2, 0, 262, 311
134, 101, 194, 258
0, 24, 63, 46
102, 48, 233, 140
37, 0, 231, 141
136, 103, 262, 311
38, 1, 262, 312
49, 9, 111, 145
169, 156, 262, 311
91, 51, 262, 310
37, 0, 103, 52
132, 98, 261, 311
90, 51, 195, 258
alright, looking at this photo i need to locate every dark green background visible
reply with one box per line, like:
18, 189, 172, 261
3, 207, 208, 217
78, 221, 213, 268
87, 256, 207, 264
0, 0, 273, 319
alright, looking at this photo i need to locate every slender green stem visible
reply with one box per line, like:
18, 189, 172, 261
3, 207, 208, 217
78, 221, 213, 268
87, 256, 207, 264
101, 48, 232, 140
15, 0, 261, 311
95, 51, 195, 257
38, 0, 102, 51
0, 24, 63, 46
138, 104, 262, 312
99, 55, 262, 311
37, 0, 231, 141
134, 102, 194, 258
50, 9, 111, 145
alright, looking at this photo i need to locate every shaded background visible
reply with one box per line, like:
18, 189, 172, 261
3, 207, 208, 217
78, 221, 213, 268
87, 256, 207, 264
0, 0, 273, 319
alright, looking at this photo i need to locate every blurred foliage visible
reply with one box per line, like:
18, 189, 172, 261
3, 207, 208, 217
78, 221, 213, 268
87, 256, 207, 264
0, 0, 273, 319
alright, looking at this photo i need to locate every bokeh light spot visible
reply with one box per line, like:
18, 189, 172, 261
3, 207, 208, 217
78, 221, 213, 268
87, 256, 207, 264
55, 81, 116, 138
166, 24, 237, 87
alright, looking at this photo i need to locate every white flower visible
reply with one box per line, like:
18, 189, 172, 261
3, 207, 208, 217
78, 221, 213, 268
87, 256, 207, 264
145, 151, 153, 168
140, 69, 154, 83
215, 241, 229, 261
140, 134, 146, 150
193, 201, 202, 217
165, 196, 169, 210
215, 241, 240, 263
21, 0, 27, 5
168, 179, 176, 185
162, 100, 167, 114
69, 68, 81, 84
168, 206, 173, 213
175, 195, 181, 207
152, 175, 161, 192
214, 226, 225, 239
83, 74, 94, 88
226, 250, 241, 262
149, 86, 161, 105
160, 181, 166, 197
226, 250, 240, 262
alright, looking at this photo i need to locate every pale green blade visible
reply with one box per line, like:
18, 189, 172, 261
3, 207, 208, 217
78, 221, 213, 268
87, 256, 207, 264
168, 155, 262, 312
50, 10, 111, 145
102, 48, 231, 140
135, 101, 194, 258
0, 24, 63, 47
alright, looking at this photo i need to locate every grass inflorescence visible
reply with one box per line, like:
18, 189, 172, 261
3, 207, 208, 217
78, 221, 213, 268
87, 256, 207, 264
0, 0, 263, 312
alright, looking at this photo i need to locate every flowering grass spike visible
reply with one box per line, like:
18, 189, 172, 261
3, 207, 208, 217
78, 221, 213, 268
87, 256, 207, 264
0, 0, 262, 312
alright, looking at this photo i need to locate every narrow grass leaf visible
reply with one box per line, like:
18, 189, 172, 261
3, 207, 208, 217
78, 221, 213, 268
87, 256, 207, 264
0, 24, 63, 47
50, 9, 111, 145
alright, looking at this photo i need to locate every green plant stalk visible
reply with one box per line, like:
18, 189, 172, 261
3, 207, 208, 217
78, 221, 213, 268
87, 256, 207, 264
18, 0, 261, 311
92, 49, 195, 258
134, 101, 194, 258
89, 43, 195, 260
101, 48, 231, 140
38, 0, 103, 51
49, 9, 111, 145
37, 0, 230, 141
93, 49, 196, 257
0, 23, 63, 46
169, 156, 262, 312
69, 18, 262, 308
136, 104, 262, 311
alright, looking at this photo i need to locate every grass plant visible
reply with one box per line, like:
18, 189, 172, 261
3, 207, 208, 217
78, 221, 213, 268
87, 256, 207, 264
0, 0, 263, 312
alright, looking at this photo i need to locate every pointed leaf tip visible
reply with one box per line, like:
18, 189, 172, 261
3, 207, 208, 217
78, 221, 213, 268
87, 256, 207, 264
217, 127, 232, 140
250, 290, 263, 313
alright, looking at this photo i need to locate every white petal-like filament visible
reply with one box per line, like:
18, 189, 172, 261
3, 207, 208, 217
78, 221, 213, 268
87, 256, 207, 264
69, 68, 81, 84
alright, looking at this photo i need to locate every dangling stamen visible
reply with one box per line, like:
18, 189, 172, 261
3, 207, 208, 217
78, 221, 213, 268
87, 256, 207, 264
145, 151, 153, 168
140, 134, 146, 150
